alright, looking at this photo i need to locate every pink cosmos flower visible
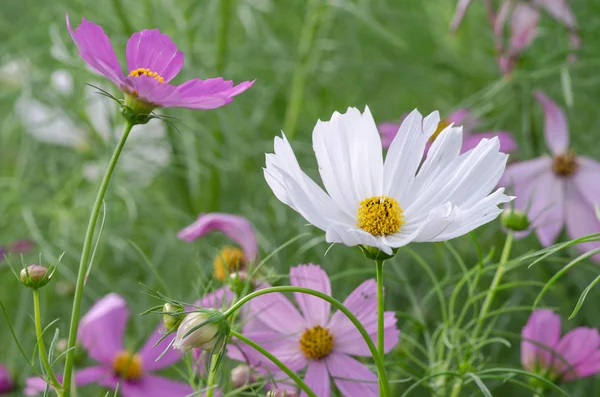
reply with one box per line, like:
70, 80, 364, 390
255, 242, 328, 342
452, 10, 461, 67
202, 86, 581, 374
0, 365, 14, 394
25, 293, 193, 397
66, 15, 254, 113
500, 91, 600, 262
522, 309, 600, 381
231, 264, 400, 397
178, 213, 258, 281
378, 108, 517, 153
452, 0, 580, 74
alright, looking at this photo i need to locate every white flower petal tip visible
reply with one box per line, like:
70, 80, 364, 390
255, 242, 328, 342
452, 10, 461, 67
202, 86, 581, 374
264, 106, 509, 252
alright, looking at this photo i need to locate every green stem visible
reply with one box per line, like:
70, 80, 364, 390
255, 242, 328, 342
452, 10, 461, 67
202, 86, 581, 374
216, 0, 233, 74
449, 380, 463, 397
282, 0, 324, 139
224, 286, 391, 397
474, 231, 514, 337
33, 289, 62, 393
62, 122, 134, 397
205, 352, 219, 397
230, 330, 317, 397
375, 259, 385, 362
375, 259, 387, 395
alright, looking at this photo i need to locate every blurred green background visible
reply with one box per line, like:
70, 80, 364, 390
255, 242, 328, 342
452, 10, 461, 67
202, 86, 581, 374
2, 0, 600, 395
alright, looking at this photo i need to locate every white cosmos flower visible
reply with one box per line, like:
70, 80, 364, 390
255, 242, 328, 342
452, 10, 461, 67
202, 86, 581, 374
264, 106, 512, 255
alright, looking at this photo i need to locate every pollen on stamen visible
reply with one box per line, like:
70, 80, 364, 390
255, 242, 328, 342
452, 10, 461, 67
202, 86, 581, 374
428, 119, 452, 143
113, 351, 143, 380
357, 196, 405, 236
128, 68, 165, 84
299, 326, 334, 360
552, 152, 578, 177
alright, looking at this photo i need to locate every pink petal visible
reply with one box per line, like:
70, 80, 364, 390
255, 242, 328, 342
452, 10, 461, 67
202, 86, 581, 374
247, 286, 307, 335
447, 108, 479, 134
326, 353, 379, 396
462, 131, 517, 154
521, 171, 565, 247
138, 324, 183, 372
178, 213, 258, 261
553, 327, 600, 379
126, 29, 184, 83
120, 375, 195, 397
534, 91, 570, 155
78, 293, 129, 365
328, 280, 400, 356
127, 75, 180, 108
521, 309, 561, 372
534, 0, 576, 28
377, 122, 400, 149
24, 366, 109, 396
500, 156, 552, 188
290, 264, 331, 327
573, 157, 600, 211
509, 3, 540, 53
198, 287, 236, 309
569, 350, 600, 381
450, 0, 475, 31
564, 181, 600, 263
65, 14, 127, 89
302, 360, 330, 397
228, 330, 308, 371
0, 365, 13, 393
161, 78, 255, 110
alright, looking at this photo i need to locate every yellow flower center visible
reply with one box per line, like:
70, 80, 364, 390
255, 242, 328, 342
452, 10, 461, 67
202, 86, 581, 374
552, 152, 578, 177
299, 326, 334, 360
113, 351, 143, 380
213, 246, 247, 281
357, 196, 405, 236
428, 119, 452, 143
128, 68, 165, 83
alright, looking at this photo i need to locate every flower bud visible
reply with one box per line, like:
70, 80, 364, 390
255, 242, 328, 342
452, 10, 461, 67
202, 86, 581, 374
162, 302, 185, 332
501, 208, 530, 231
172, 311, 225, 352
20, 265, 51, 289
267, 390, 298, 397
229, 271, 253, 296
231, 364, 254, 389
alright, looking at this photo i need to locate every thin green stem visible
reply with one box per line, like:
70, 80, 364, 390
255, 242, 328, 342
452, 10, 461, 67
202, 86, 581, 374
216, 0, 233, 74
33, 289, 62, 393
474, 231, 514, 337
375, 259, 385, 363
282, 0, 324, 138
449, 380, 463, 397
230, 330, 317, 397
205, 352, 219, 397
223, 286, 391, 397
62, 122, 134, 397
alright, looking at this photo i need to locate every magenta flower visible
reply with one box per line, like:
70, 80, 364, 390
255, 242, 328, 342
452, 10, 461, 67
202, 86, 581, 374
232, 264, 400, 397
66, 15, 254, 116
178, 213, 258, 281
0, 365, 14, 394
378, 108, 517, 153
452, 0, 580, 74
25, 293, 192, 397
522, 309, 600, 381
501, 91, 600, 262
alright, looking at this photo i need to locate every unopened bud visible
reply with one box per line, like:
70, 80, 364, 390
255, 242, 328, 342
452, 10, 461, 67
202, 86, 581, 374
232, 364, 254, 388
501, 208, 530, 231
162, 303, 185, 332
229, 271, 253, 295
172, 311, 225, 352
267, 390, 298, 397
20, 265, 51, 289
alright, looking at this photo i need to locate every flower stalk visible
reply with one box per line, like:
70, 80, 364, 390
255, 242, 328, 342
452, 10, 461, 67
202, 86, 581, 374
33, 289, 63, 395
62, 121, 135, 397
230, 330, 317, 397
223, 286, 391, 397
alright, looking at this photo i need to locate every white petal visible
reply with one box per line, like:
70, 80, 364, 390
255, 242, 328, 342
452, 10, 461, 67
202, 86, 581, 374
325, 222, 392, 254
312, 107, 383, 217
383, 109, 432, 203
264, 134, 350, 231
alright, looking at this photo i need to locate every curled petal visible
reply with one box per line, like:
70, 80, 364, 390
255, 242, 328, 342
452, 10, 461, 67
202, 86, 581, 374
178, 213, 258, 261
534, 90, 569, 155
509, 3, 540, 53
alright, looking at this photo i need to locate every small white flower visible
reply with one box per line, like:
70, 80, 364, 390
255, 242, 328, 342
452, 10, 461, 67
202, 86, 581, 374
264, 106, 512, 254
173, 312, 221, 352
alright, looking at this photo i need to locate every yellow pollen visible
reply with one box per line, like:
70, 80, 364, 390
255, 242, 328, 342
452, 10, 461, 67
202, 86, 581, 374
552, 152, 578, 177
128, 68, 165, 83
299, 326, 334, 360
113, 351, 143, 380
357, 196, 405, 236
428, 119, 452, 143
213, 246, 247, 281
